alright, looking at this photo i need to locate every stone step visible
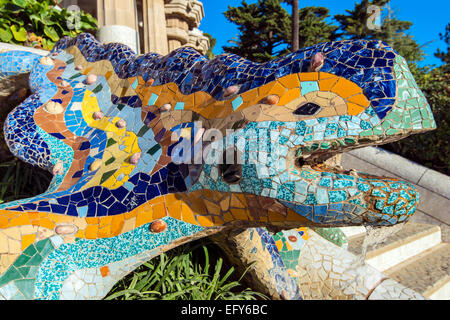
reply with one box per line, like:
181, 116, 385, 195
339, 226, 367, 240
347, 222, 442, 272
384, 243, 450, 300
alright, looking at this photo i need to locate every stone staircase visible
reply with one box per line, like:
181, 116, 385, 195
341, 223, 449, 299
340, 147, 449, 300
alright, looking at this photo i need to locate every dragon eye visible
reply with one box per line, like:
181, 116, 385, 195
293, 103, 322, 116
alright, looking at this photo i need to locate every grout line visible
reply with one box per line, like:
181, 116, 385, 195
416, 168, 428, 186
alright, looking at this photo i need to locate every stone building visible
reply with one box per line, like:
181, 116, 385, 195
58, 0, 210, 55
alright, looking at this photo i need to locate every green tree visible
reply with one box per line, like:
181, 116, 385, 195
334, 0, 389, 39
223, 0, 291, 62
204, 32, 216, 60
384, 26, 449, 175
296, 6, 338, 49
435, 23, 450, 64
223, 1, 338, 62
334, 0, 424, 69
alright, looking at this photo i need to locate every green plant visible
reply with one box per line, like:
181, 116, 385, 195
0, 0, 97, 50
105, 242, 267, 300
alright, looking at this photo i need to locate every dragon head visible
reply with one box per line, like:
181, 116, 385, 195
0, 34, 435, 299
161, 38, 436, 229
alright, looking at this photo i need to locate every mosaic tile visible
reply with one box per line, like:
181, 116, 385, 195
0, 33, 435, 300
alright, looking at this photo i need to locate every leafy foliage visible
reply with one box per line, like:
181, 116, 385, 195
105, 242, 267, 300
0, 0, 97, 50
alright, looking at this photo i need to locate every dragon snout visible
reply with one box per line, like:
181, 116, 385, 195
360, 174, 419, 224
254, 149, 420, 227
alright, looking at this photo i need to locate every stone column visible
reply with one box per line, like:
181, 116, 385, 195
96, 0, 140, 53
143, 0, 169, 55
186, 28, 210, 55
96, 0, 138, 29
164, 0, 209, 54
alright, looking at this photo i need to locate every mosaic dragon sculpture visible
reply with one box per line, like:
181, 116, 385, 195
0, 34, 435, 300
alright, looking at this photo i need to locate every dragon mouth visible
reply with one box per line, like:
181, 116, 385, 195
290, 149, 419, 226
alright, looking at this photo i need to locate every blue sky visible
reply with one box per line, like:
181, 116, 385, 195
199, 0, 448, 67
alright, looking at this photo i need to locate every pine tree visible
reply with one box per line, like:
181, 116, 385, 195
223, 1, 338, 61
223, 0, 291, 62
435, 23, 450, 64
334, 0, 425, 69
334, 0, 389, 39
204, 32, 216, 60
296, 7, 339, 49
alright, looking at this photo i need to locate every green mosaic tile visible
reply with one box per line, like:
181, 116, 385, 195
137, 125, 150, 137
27, 254, 43, 266
106, 138, 117, 147
147, 144, 161, 155
92, 84, 103, 94
359, 129, 373, 137
100, 169, 117, 184
0, 267, 22, 287
386, 128, 400, 135
105, 157, 116, 166
15, 279, 35, 300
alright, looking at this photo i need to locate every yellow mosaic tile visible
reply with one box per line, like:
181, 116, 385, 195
20, 234, 36, 251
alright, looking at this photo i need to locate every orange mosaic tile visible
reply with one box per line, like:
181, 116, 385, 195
100, 266, 110, 277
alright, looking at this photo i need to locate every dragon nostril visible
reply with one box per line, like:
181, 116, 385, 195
221, 164, 242, 184
293, 102, 321, 116
220, 147, 242, 184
